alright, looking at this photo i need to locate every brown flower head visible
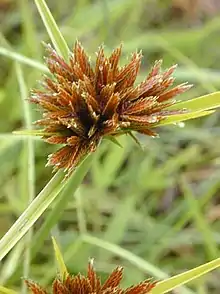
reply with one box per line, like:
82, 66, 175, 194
31, 41, 192, 175
25, 260, 156, 294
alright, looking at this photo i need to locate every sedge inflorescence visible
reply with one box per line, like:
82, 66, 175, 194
31, 41, 192, 176
25, 260, 156, 294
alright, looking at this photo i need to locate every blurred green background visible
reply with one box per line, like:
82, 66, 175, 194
0, 0, 220, 293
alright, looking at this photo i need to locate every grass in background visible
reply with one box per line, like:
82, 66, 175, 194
0, 0, 220, 293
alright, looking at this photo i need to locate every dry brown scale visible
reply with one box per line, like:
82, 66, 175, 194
25, 260, 157, 294
31, 41, 192, 176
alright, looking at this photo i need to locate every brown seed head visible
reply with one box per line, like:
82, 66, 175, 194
25, 260, 157, 294
31, 41, 192, 175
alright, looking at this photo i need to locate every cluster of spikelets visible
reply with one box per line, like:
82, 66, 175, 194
31, 41, 192, 176
25, 260, 156, 294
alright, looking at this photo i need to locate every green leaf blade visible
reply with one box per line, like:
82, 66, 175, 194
52, 237, 68, 282
154, 110, 215, 127
152, 258, 220, 294
34, 0, 69, 60
168, 92, 220, 112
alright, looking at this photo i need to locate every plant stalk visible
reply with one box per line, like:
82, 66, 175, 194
0, 154, 93, 261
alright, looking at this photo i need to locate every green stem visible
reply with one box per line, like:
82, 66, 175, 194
0, 155, 94, 284
0, 154, 93, 261
34, 0, 69, 61
31, 154, 93, 257
0, 46, 48, 72
15, 62, 35, 293
0, 169, 64, 260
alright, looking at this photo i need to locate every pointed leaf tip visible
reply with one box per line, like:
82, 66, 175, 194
52, 236, 68, 282
168, 91, 220, 112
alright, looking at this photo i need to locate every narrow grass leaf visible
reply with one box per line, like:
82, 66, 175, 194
41, 238, 83, 285
31, 154, 93, 258
0, 242, 24, 284
82, 234, 194, 294
34, 0, 69, 60
154, 110, 214, 127
0, 169, 65, 260
0, 47, 48, 72
0, 151, 94, 261
151, 258, 220, 294
168, 92, 220, 112
16, 62, 36, 294
52, 237, 68, 281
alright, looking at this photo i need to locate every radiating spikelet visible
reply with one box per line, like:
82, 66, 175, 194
26, 260, 157, 294
30, 42, 192, 176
